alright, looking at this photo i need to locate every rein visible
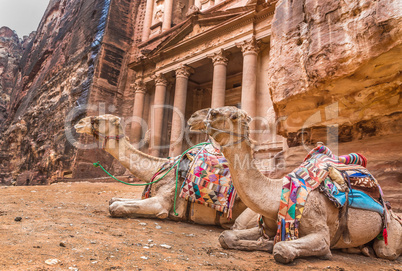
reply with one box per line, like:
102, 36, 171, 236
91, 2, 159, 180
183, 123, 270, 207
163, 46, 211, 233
91, 119, 125, 149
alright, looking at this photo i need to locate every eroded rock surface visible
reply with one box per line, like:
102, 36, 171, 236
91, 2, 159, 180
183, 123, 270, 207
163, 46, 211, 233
0, 27, 24, 125
0, 0, 113, 185
0, 0, 140, 185
267, 0, 402, 210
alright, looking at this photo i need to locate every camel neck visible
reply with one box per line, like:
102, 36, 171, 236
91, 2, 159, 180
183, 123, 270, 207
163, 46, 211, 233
220, 140, 282, 226
104, 138, 168, 181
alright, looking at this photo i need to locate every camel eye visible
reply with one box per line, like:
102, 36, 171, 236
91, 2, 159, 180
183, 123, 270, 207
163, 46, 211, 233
230, 114, 238, 120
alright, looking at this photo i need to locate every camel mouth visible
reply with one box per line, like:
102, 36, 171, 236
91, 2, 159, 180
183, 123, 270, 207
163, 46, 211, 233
74, 124, 86, 133
188, 124, 202, 132
189, 124, 204, 131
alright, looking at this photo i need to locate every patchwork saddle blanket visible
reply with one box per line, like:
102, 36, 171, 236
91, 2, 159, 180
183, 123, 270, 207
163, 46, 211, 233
275, 145, 387, 244
142, 143, 237, 218
179, 143, 237, 218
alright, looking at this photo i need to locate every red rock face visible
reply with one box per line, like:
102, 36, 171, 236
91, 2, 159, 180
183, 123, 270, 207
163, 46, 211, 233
0, 0, 140, 184
267, 0, 402, 210
0, 0, 126, 185
0, 27, 23, 126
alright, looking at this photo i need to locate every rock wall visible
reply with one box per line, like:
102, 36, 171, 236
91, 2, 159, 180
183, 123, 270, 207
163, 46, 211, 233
0, 0, 117, 185
267, 0, 402, 210
72, 0, 142, 178
0, 0, 140, 184
0, 27, 24, 126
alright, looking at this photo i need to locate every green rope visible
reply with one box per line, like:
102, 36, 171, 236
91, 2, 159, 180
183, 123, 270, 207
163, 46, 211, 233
93, 160, 177, 186
93, 142, 211, 216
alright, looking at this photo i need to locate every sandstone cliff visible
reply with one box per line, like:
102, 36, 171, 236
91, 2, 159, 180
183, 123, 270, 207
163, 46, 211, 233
0, 27, 24, 126
0, 0, 122, 185
267, 0, 402, 211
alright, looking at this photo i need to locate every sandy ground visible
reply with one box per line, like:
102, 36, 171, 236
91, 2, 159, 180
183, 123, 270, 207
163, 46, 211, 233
0, 182, 401, 271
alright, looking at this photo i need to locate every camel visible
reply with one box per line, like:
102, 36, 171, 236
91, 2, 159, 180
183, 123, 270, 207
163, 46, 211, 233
74, 113, 256, 229
188, 106, 402, 263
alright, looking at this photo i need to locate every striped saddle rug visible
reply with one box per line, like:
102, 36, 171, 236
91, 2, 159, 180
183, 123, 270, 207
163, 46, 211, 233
274, 145, 387, 244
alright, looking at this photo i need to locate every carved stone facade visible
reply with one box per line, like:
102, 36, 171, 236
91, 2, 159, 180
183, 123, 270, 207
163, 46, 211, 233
127, 0, 281, 158
1, 0, 399, 211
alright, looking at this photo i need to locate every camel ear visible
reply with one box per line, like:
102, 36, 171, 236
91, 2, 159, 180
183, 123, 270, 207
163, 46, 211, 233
90, 116, 97, 124
111, 117, 121, 126
246, 116, 252, 123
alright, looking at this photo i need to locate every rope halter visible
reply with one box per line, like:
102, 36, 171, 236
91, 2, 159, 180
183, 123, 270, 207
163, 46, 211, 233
90, 118, 125, 149
203, 108, 248, 147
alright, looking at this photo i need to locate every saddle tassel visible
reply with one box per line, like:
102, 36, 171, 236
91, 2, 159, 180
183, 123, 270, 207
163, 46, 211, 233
383, 228, 388, 245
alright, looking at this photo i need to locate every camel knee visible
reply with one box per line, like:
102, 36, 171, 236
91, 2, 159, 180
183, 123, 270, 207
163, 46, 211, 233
156, 210, 169, 219
219, 230, 236, 249
273, 242, 297, 264
109, 202, 129, 217
109, 197, 121, 205
373, 240, 399, 260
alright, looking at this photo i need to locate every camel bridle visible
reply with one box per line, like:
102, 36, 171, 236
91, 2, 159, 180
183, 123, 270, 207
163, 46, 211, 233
90, 118, 125, 149
203, 109, 248, 147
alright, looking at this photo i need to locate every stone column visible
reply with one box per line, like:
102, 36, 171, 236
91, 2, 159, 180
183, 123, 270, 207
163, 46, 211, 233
209, 49, 228, 108
162, 0, 174, 31
131, 81, 147, 143
237, 37, 261, 131
142, 0, 154, 41
150, 73, 168, 156
169, 65, 193, 156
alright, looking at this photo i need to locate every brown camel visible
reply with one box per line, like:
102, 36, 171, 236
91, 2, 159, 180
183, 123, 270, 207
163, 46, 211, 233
189, 106, 401, 263
74, 114, 256, 229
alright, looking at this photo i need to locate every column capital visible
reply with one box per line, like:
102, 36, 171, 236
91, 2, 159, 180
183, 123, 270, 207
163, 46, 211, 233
153, 73, 168, 86
175, 64, 194, 78
130, 80, 147, 94
208, 49, 229, 66
237, 37, 261, 56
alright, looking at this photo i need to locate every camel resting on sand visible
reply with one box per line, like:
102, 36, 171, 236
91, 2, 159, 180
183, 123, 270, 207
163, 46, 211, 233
74, 113, 256, 229
189, 106, 402, 263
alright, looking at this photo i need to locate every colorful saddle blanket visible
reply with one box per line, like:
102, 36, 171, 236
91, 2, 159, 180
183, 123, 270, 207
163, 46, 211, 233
274, 145, 385, 243
179, 144, 237, 218
320, 178, 384, 214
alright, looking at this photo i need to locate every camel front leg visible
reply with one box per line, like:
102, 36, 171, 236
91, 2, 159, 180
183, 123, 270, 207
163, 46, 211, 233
232, 208, 259, 230
109, 197, 141, 205
219, 227, 274, 252
273, 231, 331, 264
109, 197, 169, 219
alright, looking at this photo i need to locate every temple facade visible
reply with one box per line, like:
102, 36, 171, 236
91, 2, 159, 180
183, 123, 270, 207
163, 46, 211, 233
125, 0, 282, 158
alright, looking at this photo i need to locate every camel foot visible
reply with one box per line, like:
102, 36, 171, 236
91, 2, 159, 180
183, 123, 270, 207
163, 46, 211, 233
156, 211, 169, 219
361, 246, 370, 257
319, 251, 332, 260
274, 252, 292, 264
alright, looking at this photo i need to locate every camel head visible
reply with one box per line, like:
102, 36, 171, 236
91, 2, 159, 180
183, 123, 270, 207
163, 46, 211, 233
187, 108, 210, 131
74, 114, 124, 138
203, 106, 252, 147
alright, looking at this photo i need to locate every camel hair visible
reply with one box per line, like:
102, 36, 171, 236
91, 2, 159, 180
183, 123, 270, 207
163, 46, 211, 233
74, 113, 256, 229
188, 106, 401, 263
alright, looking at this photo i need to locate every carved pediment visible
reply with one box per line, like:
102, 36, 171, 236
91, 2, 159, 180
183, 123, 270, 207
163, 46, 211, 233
150, 7, 253, 56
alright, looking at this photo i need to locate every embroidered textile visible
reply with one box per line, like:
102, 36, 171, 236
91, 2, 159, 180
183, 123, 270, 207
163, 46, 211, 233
275, 145, 379, 243
320, 178, 384, 214
179, 144, 237, 218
